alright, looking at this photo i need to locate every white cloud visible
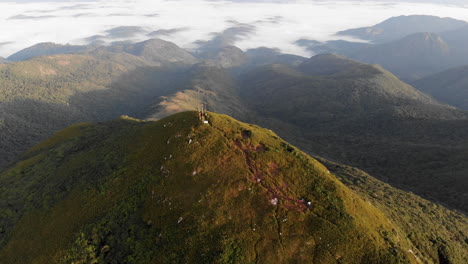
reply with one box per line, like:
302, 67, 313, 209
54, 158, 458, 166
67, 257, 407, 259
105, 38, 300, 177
0, 0, 467, 57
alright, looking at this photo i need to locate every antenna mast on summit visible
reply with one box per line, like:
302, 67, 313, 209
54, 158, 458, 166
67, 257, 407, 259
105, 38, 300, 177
198, 103, 209, 124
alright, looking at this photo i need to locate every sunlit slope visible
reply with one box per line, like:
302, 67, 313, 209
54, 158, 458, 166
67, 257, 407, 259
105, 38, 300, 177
0, 111, 420, 264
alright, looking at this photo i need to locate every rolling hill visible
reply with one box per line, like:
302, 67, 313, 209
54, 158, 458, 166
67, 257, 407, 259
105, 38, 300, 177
337, 15, 467, 43
413, 65, 468, 110
0, 111, 466, 263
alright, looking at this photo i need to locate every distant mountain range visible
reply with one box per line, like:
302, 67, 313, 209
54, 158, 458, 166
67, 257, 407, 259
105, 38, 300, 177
348, 32, 456, 82
303, 15, 468, 82
337, 15, 467, 43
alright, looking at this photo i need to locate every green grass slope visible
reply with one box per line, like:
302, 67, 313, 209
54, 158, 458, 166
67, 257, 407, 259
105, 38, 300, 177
0, 111, 425, 264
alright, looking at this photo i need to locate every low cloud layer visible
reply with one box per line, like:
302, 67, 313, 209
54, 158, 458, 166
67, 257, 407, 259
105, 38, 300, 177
0, 0, 467, 57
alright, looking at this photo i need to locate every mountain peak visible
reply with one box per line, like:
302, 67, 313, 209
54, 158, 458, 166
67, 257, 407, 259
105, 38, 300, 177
0, 111, 418, 263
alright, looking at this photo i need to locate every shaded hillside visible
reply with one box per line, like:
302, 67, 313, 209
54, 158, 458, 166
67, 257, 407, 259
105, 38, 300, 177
348, 32, 457, 82
0, 42, 196, 171
7, 42, 89, 62
242, 54, 460, 123
238, 54, 468, 212
1, 111, 464, 263
413, 65, 468, 110
337, 15, 467, 43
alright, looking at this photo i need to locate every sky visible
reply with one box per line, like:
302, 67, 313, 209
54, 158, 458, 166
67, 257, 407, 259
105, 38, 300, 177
0, 0, 467, 58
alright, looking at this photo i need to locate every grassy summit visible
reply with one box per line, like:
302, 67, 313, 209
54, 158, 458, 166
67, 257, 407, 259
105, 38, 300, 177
0, 111, 428, 263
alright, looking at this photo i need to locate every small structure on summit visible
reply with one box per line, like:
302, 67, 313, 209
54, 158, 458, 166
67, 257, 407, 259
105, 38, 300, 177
198, 103, 209, 124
